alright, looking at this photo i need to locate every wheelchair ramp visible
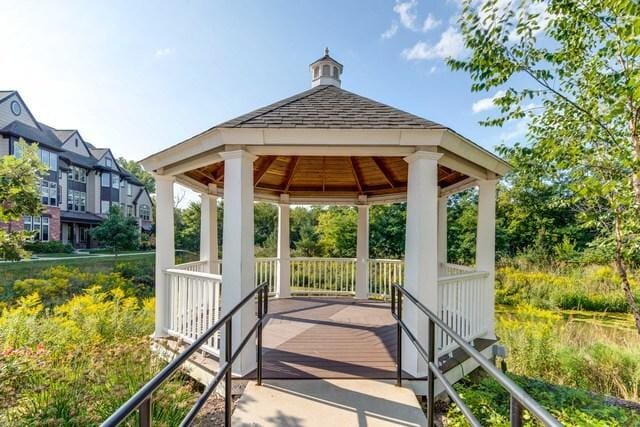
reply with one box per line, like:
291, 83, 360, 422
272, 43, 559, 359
232, 379, 426, 427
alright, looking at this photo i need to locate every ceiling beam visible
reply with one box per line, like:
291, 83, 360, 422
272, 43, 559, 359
254, 155, 277, 185
349, 157, 364, 193
372, 157, 396, 188
283, 156, 300, 192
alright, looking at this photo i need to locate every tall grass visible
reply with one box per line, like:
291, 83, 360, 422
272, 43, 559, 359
0, 288, 198, 426
496, 265, 640, 313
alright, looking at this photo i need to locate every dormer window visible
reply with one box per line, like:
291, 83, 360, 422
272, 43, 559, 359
106, 158, 112, 168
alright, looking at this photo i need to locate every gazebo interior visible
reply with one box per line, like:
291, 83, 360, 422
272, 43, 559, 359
185, 155, 469, 198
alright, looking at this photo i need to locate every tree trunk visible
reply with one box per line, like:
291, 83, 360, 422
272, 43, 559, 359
631, 120, 640, 209
614, 214, 640, 334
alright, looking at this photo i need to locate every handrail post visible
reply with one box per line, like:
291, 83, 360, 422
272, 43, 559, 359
224, 319, 232, 427
427, 318, 435, 427
257, 287, 263, 386
510, 395, 523, 427
396, 287, 402, 387
139, 396, 151, 427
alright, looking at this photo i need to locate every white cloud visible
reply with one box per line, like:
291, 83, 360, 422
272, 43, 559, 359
401, 27, 465, 60
393, 0, 419, 30
471, 90, 506, 114
429, 65, 437, 74
154, 47, 175, 58
422, 13, 441, 31
381, 22, 399, 39
500, 119, 529, 141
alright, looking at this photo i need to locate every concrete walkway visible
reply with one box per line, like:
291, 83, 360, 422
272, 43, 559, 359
232, 379, 426, 427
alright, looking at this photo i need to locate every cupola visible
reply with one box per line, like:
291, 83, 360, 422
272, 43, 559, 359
309, 47, 343, 88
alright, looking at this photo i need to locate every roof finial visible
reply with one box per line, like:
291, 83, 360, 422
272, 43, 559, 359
324, 47, 329, 56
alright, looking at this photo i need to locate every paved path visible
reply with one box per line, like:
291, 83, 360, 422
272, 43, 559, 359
232, 379, 426, 427
2, 251, 155, 263
262, 298, 397, 379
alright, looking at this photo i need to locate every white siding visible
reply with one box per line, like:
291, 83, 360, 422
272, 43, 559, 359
61, 132, 92, 157
0, 93, 39, 129
0, 137, 9, 157
87, 171, 101, 213
60, 171, 68, 211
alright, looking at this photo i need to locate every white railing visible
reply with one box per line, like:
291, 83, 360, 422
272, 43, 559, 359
437, 271, 490, 355
166, 268, 222, 355
290, 257, 357, 295
174, 260, 210, 273
255, 257, 277, 294
368, 259, 404, 298
443, 262, 476, 276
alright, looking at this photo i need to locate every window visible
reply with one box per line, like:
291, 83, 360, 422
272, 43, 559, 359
67, 191, 73, 211
140, 204, 151, 221
13, 142, 23, 158
80, 192, 86, 212
322, 64, 330, 76
50, 153, 58, 171
127, 183, 132, 197
23, 216, 49, 241
313, 66, 319, 79
68, 169, 73, 181
80, 168, 86, 183
67, 190, 87, 211
40, 150, 50, 168
75, 138, 79, 147
39, 181, 57, 206
32, 216, 41, 240
127, 205, 133, 217
112, 174, 119, 189
49, 182, 57, 206
101, 173, 110, 187
106, 158, 112, 168
333, 66, 339, 77
101, 201, 110, 214
41, 217, 49, 241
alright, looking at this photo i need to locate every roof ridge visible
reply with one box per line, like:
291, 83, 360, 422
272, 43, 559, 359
225, 85, 331, 128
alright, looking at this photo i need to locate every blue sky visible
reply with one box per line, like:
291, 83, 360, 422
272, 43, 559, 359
0, 0, 526, 164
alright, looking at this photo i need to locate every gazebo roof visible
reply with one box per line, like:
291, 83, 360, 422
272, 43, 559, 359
141, 53, 511, 204
217, 84, 444, 130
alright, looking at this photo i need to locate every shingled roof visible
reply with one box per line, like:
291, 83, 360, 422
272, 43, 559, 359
217, 85, 445, 130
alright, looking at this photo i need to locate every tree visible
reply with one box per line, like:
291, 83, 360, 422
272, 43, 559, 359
91, 205, 140, 256
317, 206, 357, 257
452, 0, 640, 332
118, 157, 155, 193
0, 139, 46, 260
369, 203, 406, 259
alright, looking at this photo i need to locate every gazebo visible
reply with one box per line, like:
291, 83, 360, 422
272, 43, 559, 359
140, 49, 510, 380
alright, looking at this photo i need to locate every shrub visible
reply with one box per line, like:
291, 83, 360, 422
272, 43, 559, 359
24, 240, 74, 254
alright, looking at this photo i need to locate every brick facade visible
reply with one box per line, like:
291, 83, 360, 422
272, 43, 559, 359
46, 206, 61, 241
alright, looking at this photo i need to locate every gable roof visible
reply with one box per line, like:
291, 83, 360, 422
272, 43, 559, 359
217, 85, 445, 130
0, 91, 16, 103
0, 121, 64, 151
59, 150, 98, 168
52, 129, 76, 143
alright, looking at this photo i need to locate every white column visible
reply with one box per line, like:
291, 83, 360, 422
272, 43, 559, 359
355, 203, 369, 300
200, 184, 219, 274
276, 197, 291, 298
476, 178, 497, 339
437, 195, 448, 274
153, 174, 175, 338
402, 151, 442, 377
220, 150, 257, 375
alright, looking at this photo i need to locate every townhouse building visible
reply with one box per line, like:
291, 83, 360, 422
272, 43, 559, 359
0, 90, 153, 249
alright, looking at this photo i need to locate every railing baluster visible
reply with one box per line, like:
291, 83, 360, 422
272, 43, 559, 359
510, 395, 523, 427
139, 396, 151, 427
427, 318, 435, 427
396, 287, 402, 387
224, 318, 232, 427
257, 287, 263, 386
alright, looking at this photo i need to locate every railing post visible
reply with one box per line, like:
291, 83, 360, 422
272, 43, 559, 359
396, 287, 402, 387
257, 287, 263, 386
510, 395, 523, 427
139, 396, 152, 427
427, 318, 435, 427
225, 319, 232, 427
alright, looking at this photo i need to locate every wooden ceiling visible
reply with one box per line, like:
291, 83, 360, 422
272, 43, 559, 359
185, 155, 468, 199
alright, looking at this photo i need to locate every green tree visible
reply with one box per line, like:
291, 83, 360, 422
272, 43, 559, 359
317, 206, 357, 257
0, 139, 46, 260
369, 203, 406, 259
452, 0, 640, 331
175, 201, 200, 253
118, 157, 155, 193
91, 206, 140, 256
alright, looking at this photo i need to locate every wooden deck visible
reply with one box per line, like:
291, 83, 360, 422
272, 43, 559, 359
261, 297, 398, 379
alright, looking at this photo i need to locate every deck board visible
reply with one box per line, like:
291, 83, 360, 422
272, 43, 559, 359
261, 298, 398, 379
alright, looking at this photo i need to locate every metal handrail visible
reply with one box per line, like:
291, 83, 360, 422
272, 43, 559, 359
101, 281, 270, 427
391, 284, 562, 427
